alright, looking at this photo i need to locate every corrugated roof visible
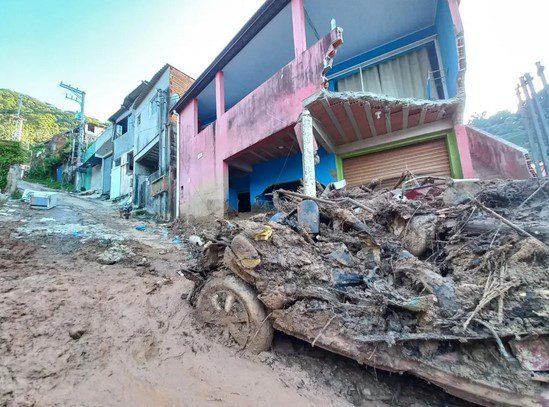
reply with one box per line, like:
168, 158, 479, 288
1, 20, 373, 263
133, 64, 170, 109
108, 81, 149, 122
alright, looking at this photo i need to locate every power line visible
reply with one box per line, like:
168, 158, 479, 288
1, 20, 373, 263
60, 82, 86, 191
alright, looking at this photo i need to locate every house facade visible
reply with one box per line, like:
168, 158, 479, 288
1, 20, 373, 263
46, 122, 106, 185
173, 0, 530, 218
102, 65, 193, 218
80, 125, 114, 194
132, 64, 194, 219
109, 82, 147, 200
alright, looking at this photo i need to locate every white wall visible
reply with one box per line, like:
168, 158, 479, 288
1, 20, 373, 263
91, 165, 102, 191
120, 163, 133, 196
133, 68, 170, 155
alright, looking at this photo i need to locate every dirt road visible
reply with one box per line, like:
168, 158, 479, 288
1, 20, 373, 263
0, 184, 470, 406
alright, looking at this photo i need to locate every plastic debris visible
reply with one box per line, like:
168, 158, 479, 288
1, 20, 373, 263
297, 199, 319, 234
254, 226, 273, 241
188, 235, 204, 246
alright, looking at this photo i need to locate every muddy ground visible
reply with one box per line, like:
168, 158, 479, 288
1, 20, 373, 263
0, 183, 471, 406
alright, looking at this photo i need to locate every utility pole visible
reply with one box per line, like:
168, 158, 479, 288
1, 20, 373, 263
157, 88, 169, 219
516, 85, 543, 176
60, 82, 86, 190
12, 95, 24, 141
520, 76, 549, 173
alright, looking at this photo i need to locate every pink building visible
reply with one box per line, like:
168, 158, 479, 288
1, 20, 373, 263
174, 0, 530, 218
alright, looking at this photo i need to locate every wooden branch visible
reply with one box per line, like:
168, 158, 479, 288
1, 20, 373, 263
277, 189, 374, 213
473, 198, 547, 247
312, 315, 336, 347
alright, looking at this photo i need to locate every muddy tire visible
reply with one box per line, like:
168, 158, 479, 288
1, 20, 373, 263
195, 275, 273, 353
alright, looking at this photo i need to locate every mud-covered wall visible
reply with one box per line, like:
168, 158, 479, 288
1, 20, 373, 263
460, 125, 531, 180
179, 112, 221, 217
178, 29, 343, 217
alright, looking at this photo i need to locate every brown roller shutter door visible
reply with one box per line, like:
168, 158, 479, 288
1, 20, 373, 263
342, 139, 452, 188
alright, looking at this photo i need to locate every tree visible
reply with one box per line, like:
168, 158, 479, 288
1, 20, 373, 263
469, 110, 529, 149
0, 88, 105, 144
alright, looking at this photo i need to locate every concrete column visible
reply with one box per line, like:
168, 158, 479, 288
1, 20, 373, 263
291, 0, 307, 57
215, 71, 225, 118
221, 160, 229, 214
454, 124, 475, 179
179, 99, 199, 215
301, 109, 316, 197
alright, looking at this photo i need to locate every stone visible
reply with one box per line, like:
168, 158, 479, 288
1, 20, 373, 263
442, 180, 482, 205
69, 327, 87, 340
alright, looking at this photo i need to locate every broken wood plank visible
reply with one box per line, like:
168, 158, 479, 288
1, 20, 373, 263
402, 105, 410, 130
363, 101, 378, 137
311, 117, 336, 153
321, 99, 349, 143
343, 101, 362, 140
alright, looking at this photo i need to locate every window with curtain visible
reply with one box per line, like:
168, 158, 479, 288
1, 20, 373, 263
337, 47, 441, 100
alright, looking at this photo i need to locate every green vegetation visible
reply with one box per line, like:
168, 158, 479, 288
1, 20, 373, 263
469, 98, 549, 151
10, 189, 22, 199
0, 140, 26, 191
469, 111, 529, 149
24, 174, 73, 191
0, 88, 106, 190
0, 88, 105, 144
25, 139, 73, 190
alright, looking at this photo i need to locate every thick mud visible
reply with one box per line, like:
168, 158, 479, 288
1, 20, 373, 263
1, 194, 471, 407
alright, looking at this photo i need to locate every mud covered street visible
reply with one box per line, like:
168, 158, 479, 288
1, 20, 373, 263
0, 185, 471, 406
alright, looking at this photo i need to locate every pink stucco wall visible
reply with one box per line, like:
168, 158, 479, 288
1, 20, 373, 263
178, 28, 343, 217
456, 124, 531, 180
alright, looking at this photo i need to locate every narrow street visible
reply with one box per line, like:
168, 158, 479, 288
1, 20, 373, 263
0, 183, 469, 407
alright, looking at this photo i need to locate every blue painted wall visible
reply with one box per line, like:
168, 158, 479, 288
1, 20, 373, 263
56, 165, 63, 182
249, 148, 338, 206
435, 0, 459, 98
329, 26, 437, 81
227, 149, 338, 211
228, 174, 250, 211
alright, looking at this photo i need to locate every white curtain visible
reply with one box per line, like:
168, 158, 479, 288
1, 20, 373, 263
337, 47, 439, 100
337, 71, 362, 93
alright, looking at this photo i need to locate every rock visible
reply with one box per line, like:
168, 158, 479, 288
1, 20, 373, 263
330, 244, 355, 267
136, 257, 149, 266
188, 235, 204, 246
442, 180, 482, 205
98, 243, 131, 265
69, 327, 87, 340
0, 366, 15, 397
401, 214, 437, 256
230, 234, 260, 269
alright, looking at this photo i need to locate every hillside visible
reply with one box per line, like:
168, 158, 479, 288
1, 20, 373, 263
469, 110, 529, 149
0, 89, 105, 144
469, 89, 549, 152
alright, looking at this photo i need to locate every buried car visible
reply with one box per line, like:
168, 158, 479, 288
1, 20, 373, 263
186, 178, 549, 407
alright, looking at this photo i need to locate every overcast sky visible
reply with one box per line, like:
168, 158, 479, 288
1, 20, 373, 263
1, 0, 548, 122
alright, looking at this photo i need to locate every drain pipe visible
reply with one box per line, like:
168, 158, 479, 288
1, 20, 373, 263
173, 110, 181, 218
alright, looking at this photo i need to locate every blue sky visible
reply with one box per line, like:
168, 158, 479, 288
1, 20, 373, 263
0, 0, 264, 121
1, 0, 548, 122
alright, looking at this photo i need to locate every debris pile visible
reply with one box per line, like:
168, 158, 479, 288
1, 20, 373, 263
190, 177, 549, 404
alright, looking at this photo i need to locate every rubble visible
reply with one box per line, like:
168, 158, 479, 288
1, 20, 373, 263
189, 177, 549, 406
